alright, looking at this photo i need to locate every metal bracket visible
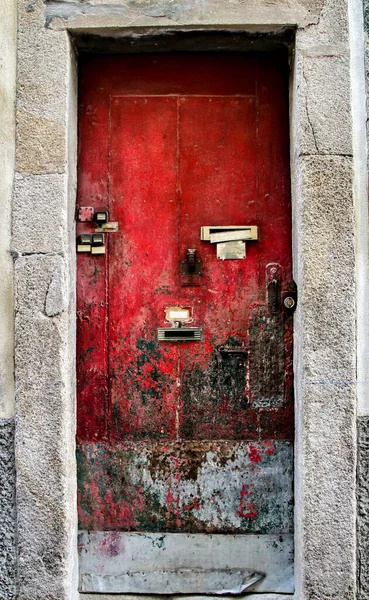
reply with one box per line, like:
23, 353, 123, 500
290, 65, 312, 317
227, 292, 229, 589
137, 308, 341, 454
181, 248, 202, 276
266, 263, 281, 314
266, 264, 297, 314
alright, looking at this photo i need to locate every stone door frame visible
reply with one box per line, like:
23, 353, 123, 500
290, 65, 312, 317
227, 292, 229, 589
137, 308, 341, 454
13, 1, 366, 598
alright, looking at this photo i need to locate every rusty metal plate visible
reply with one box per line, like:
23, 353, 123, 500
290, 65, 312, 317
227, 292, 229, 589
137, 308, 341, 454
78, 532, 294, 594
94, 221, 119, 233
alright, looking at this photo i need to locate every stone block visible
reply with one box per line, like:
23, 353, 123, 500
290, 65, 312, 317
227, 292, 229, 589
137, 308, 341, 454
17, 0, 71, 125
14, 254, 77, 599
295, 155, 355, 381
297, 0, 349, 50
293, 154, 357, 600
297, 55, 352, 155
298, 389, 356, 599
16, 108, 66, 175
12, 174, 68, 254
14, 253, 66, 316
45, 0, 324, 30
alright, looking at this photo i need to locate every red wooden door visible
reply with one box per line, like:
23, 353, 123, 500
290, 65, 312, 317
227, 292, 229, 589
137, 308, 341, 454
77, 55, 294, 595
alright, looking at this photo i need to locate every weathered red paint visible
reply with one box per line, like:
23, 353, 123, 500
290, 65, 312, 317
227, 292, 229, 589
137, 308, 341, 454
238, 484, 257, 520
77, 54, 293, 534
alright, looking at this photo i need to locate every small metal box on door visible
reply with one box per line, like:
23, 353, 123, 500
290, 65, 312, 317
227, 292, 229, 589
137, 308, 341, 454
76, 54, 294, 594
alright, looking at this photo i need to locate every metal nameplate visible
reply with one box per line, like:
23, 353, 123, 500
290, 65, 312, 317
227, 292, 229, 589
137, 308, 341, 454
217, 241, 246, 260
94, 222, 119, 233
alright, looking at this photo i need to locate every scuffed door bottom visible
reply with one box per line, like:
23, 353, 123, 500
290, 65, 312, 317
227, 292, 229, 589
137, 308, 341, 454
81, 569, 263, 594
79, 595, 292, 600
78, 533, 294, 594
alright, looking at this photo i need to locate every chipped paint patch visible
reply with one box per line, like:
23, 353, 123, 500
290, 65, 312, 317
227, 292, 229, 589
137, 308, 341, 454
77, 441, 293, 533
248, 308, 285, 408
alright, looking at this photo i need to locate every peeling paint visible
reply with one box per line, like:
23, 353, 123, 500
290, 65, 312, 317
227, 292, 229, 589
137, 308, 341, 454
77, 441, 293, 533
77, 55, 293, 546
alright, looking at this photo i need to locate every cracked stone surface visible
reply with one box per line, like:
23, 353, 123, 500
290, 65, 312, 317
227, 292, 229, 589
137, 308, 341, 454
44, 0, 325, 29
14, 252, 77, 600
300, 55, 351, 155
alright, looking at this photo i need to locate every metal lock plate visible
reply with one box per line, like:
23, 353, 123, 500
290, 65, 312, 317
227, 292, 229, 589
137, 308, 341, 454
165, 307, 192, 323
181, 248, 202, 276
181, 259, 202, 276
91, 233, 105, 255
77, 244, 92, 253
282, 281, 298, 313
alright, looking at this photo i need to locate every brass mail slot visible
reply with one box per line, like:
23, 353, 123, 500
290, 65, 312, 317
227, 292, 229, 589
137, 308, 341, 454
158, 328, 202, 342
201, 225, 258, 242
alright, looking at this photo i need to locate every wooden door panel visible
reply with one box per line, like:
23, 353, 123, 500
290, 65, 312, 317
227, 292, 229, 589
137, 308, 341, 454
178, 96, 257, 440
77, 54, 293, 591
109, 97, 179, 441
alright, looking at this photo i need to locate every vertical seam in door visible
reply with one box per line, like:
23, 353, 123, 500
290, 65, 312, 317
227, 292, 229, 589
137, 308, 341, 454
176, 96, 181, 441
106, 92, 112, 442
254, 61, 261, 440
